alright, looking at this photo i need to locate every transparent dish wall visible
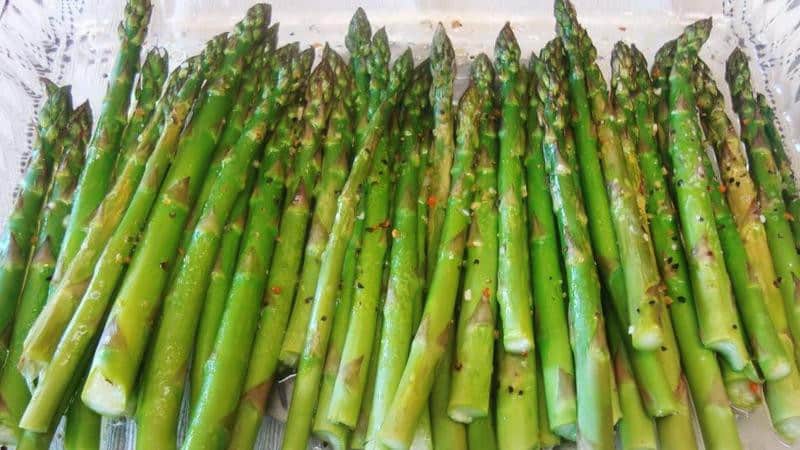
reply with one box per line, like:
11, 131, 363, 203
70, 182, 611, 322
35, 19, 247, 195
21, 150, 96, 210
1, 0, 800, 448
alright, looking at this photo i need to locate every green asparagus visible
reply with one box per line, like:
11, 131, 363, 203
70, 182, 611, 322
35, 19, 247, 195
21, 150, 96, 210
0, 103, 89, 443
281, 50, 413, 450
18, 51, 211, 433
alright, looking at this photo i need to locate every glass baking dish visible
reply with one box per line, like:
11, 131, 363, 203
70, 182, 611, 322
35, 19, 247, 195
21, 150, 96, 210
1, 0, 799, 448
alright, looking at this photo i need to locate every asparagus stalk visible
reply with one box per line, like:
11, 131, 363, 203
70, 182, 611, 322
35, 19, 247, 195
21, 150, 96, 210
430, 325, 467, 450
759, 93, 800, 246
727, 48, 800, 440
553, 0, 626, 357
539, 8, 615, 446
447, 55, 498, 423
617, 45, 698, 449
113, 47, 168, 180
367, 60, 432, 443
468, 416, 497, 450
606, 313, 657, 450
0, 83, 72, 351
425, 24, 456, 283
177, 26, 277, 264
77, 7, 270, 418
642, 41, 743, 450
51, 0, 152, 297
63, 400, 100, 450
556, 0, 678, 418
305, 50, 357, 450
352, 318, 385, 449
727, 47, 800, 358
329, 28, 397, 427
523, 43, 577, 440
693, 66, 790, 381
189, 188, 249, 408
495, 342, 538, 450
491, 24, 536, 354
0, 103, 89, 444
225, 102, 307, 450
17, 51, 211, 433
281, 50, 414, 450
279, 48, 351, 376
667, 19, 753, 371
378, 67, 482, 450
18, 35, 223, 385
313, 197, 364, 450
277, 18, 374, 368
582, 27, 665, 352
184, 57, 333, 450
134, 45, 310, 450
347, 8, 372, 146
536, 371, 561, 449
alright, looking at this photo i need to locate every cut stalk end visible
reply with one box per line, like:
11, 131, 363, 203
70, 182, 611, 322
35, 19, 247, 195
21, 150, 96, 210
447, 405, 486, 424
81, 371, 128, 417
502, 335, 533, 355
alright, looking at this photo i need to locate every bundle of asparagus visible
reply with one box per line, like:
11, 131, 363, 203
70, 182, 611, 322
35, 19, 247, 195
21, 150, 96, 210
3, 0, 800, 449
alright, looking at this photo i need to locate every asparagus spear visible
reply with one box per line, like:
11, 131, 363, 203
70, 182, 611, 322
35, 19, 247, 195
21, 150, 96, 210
759, 93, 800, 246
63, 399, 100, 450
430, 325, 467, 450
667, 19, 753, 371
113, 47, 168, 180
447, 55, 498, 423
728, 48, 800, 357
277, 16, 374, 367
328, 28, 394, 427
556, 0, 678, 418
468, 416, 497, 450
606, 313, 657, 450
313, 198, 363, 450
495, 342, 538, 450
378, 67, 483, 450
614, 45, 697, 448
281, 50, 413, 450
0, 103, 89, 444
424, 23, 456, 282
643, 41, 743, 450
304, 51, 357, 450
581, 27, 665, 352
189, 188, 248, 408
539, 8, 615, 446
0, 83, 71, 351
177, 25, 277, 265
553, 0, 626, 356
367, 60, 432, 443
490, 24, 536, 354
51, 0, 152, 297
133, 45, 309, 450
17, 51, 211, 433
727, 48, 800, 440
347, 8, 372, 145
693, 63, 790, 381
77, 6, 270, 418
225, 102, 307, 450
185, 57, 333, 450
18, 34, 223, 385
523, 44, 576, 440
536, 370, 561, 449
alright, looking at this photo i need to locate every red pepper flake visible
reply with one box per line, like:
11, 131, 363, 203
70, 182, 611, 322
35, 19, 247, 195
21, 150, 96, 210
271, 286, 282, 295
482, 287, 491, 299
427, 195, 437, 207
749, 382, 760, 395
718, 184, 727, 193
